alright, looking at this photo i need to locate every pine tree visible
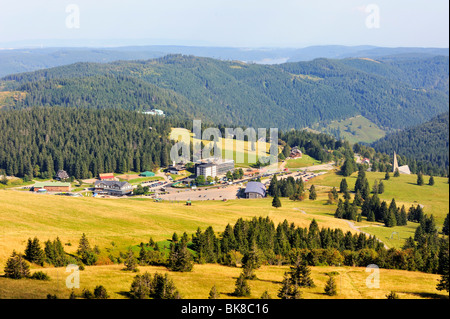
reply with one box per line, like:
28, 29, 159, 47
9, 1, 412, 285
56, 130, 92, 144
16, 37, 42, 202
324, 276, 337, 296
436, 238, 449, 293
260, 291, 272, 299
168, 240, 194, 272
353, 190, 363, 206
24, 237, 45, 266
124, 249, 139, 272
334, 199, 345, 219
384, 171, 390, 180
399, 205, 408, 226
208, 285, 220, 299
4, 251, 31, 279
385, 211, 397, 227
394, 168, 400, 177
277, 273, 302, 299
339, 178, 348, 193
309, 185, 317, 200
233, 273, 251, 297
241, 242, 262, 280
443, 213, 449, 235
290, 260, 316, 288
331, 187, 339, 201
372, 179, 379, 194
377, 180, 385, 194
429, 175, 435, 186
272, 194, 282, 208
77, 233, 97, 266
417, 172, 424, 186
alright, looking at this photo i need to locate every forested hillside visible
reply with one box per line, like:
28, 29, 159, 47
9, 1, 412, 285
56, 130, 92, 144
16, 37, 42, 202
2, 54, 448, 131
371, 112, 449, 175
14, 75, 202, 121
0, 107, 186, 179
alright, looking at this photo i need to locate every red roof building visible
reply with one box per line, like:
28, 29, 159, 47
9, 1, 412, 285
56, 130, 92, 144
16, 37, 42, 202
99, 173, 115, 181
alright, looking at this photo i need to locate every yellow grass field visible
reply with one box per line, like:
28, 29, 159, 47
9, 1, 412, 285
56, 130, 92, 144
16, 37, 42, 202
0, 263, 446, 299
0, 189, 355, 269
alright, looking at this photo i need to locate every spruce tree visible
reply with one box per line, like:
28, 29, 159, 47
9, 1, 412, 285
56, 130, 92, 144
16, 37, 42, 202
377, 181, 385, 194
394, 168, 400, 177
324, 275, 337, 296
385, 211, 397, 227
309, 185, 317, 200
233, 273, 251, 297
77, 233, 97, 266
168, 240, 194, 272
124, 248, 139, 272
277, 273, 302, 299
443, 213, 449, 236
436, 238, 449, 293
384, 171, 390, 180
290, 260, 316, 288
353, 190, 363, 206
417, 172, 424, 186
260, 291, 272, 299
4, 251, 31, 279
331, 187, 339, 201
208, 285, 220, 299
429, 175, 435, 186
339, 178, 348, 193
272, 194, 282, 208
24, 237, 45, 266
334, 199, 345, 219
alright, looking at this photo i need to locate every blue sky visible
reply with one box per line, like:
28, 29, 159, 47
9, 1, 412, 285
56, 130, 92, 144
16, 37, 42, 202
0, 0, 448, 48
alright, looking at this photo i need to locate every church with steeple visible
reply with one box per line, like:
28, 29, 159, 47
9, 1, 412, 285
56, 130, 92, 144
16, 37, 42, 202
393, 151, 411, 175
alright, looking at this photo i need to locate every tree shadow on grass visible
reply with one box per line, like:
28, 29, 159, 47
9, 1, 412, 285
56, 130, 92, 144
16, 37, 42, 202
400, 291, 448, 299
117, 291, 133, 299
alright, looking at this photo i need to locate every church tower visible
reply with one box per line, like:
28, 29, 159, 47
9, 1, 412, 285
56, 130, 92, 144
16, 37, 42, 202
393, 151, 399, 172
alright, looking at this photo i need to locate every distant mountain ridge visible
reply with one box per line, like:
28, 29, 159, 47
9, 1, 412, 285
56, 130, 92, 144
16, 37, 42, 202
0, 44, 448, 77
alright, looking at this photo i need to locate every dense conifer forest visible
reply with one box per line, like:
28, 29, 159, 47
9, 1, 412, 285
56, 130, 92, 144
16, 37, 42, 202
2, 54, 448, 131
0, 107, 181, 179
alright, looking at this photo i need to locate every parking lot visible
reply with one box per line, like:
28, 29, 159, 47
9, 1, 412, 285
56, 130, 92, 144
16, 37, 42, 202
159, 185, 241, 201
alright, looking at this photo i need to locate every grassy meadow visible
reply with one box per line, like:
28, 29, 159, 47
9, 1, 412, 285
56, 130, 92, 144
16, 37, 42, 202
0, 263, 446, 299
0, 189, 355, 269
0, 168, 448, 299
285, 155, 322, 169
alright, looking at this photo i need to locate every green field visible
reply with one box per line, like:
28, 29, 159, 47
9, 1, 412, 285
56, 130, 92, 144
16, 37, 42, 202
285, 155, 322, 169
312, 170, 449, 225
311, 115, 386, 144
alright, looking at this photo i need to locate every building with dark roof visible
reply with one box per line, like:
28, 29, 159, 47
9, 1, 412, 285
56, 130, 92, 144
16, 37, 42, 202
55, 170, 69, 181
244, 181, 266, 199
94, 180, 132, 196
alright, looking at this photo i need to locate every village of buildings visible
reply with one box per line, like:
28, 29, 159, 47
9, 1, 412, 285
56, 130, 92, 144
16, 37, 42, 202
13, 145, 336, 203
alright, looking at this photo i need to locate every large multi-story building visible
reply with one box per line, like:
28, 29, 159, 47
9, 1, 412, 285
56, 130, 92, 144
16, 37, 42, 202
196, 163, 217, 178
196, 157, 234, 176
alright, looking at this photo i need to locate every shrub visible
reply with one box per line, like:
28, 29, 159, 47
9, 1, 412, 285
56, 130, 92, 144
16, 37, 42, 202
30, 271, 50, 281
93, 285, 109, 299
